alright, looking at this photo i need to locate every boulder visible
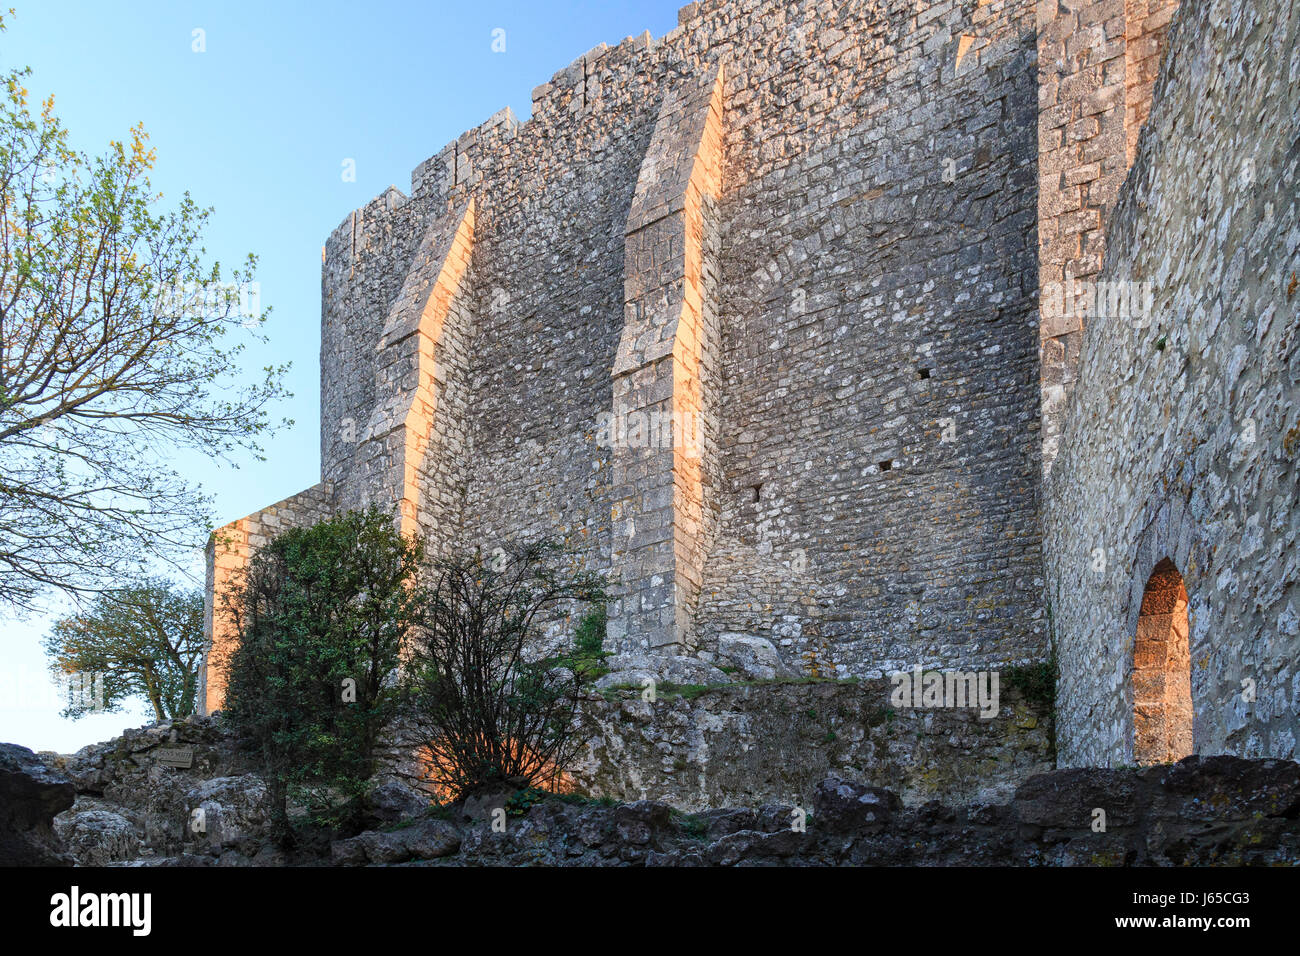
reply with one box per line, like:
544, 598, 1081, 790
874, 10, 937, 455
813, 775, 901, 833
53, 798, 140, 865
0, 742, 76, 865
595, 653, 729, 691
330, 818, 461, 865
365, 778, 431, 824
183, 774, 271, 854
716, 633, 786, 680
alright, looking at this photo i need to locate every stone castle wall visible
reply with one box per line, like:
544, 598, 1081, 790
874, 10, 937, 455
1045, 0, 1300, 765
1037, 0, 1180, 472
571, 679, 1054, 810
203, 0, 1061, 712
195, 0, 1297, 787
198, 482, 335, 714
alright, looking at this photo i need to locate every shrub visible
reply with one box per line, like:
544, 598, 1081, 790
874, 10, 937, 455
555, 604, 610, 684
403, 541, 605, 802
219, 509, 422, 843
1002, 656, 1058, 713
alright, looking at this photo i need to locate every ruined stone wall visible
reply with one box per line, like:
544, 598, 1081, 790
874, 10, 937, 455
1045, 0, 1300, 765
571, 679, 1054, 810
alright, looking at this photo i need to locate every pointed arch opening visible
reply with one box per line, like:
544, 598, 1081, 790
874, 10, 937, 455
1132, 557, 1194, 765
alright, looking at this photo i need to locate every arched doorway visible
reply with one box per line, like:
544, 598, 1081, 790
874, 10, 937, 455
1132, 558, 1193, 764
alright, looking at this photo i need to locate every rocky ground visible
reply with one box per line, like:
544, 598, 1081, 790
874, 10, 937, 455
3, 716, 1297, 866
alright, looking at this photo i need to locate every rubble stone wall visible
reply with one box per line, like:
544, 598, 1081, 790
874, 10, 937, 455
1045, 0, 1300, 765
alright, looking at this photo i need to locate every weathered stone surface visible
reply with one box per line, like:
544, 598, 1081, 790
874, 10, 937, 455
594, 653, 729, 690
330, 819, 462, 865
1012, 756, 1300, 866
33, 748, 1300, 867
48, 716, 268, 861
53, 799, 140, 866
569, 679, 1055, 810
1037, 0, 1181, 469
365, 778, 431, 824
458, 782, 526, 825
716, 633, 786, 680
813, 776, 902, 833
1046, 0, 1300, 767
0, 742, 75, 865
184, 775, 270, 855
417, 756, 1300, 866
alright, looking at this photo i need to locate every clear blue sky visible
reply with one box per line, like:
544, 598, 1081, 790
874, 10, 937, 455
0, 0, 682, 753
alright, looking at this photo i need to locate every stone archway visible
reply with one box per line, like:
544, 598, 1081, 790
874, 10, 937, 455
1132, 558, 1194, 765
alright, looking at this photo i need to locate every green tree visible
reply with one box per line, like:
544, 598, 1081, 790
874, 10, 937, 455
42, 577, 203, 721
0, 15, 289, 612
403, 541, 606, 802
220, 510, 423, 844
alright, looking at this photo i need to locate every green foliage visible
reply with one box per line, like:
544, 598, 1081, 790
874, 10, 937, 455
503, 786, 616, 816
42, 577, 203, 721
0, 14, 290, 612
1002, 656, 1058, 712
867, 706, 898, 728
573, 605, 606, 656
402, 540, 605, 802
504, 787, 549, 816
553, 604, 609, 684
679, 813, 709, 840
220, 510, 422, 843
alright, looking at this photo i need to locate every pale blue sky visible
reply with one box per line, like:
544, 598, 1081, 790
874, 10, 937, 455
0, 0, 682, 752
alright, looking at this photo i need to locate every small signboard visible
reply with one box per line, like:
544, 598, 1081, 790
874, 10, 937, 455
155, 747, 194, 769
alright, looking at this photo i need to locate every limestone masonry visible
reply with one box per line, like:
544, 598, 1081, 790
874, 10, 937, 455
198, 0, 1300, 779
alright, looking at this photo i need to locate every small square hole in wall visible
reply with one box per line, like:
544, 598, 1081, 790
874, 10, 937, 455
918, 368, 931, 380
878, 459, 893, 472
752, 483, 763, 502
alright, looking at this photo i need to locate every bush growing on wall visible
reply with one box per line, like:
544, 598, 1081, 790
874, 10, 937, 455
402, 541, 605, 802
219, 509, 422, 844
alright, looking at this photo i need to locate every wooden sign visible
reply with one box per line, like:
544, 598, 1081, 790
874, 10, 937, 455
155, 747, 194, 769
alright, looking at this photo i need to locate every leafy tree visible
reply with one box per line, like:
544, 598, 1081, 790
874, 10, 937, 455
42, 577, 203, 721
403, 540, 606, 802
0, 15, 289, 612
219, 510, 422, 843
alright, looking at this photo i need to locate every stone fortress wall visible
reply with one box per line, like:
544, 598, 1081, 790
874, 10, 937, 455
204, 0, 1053, 711
198, 0, 1300, 780
1044, 0, 1300, 766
